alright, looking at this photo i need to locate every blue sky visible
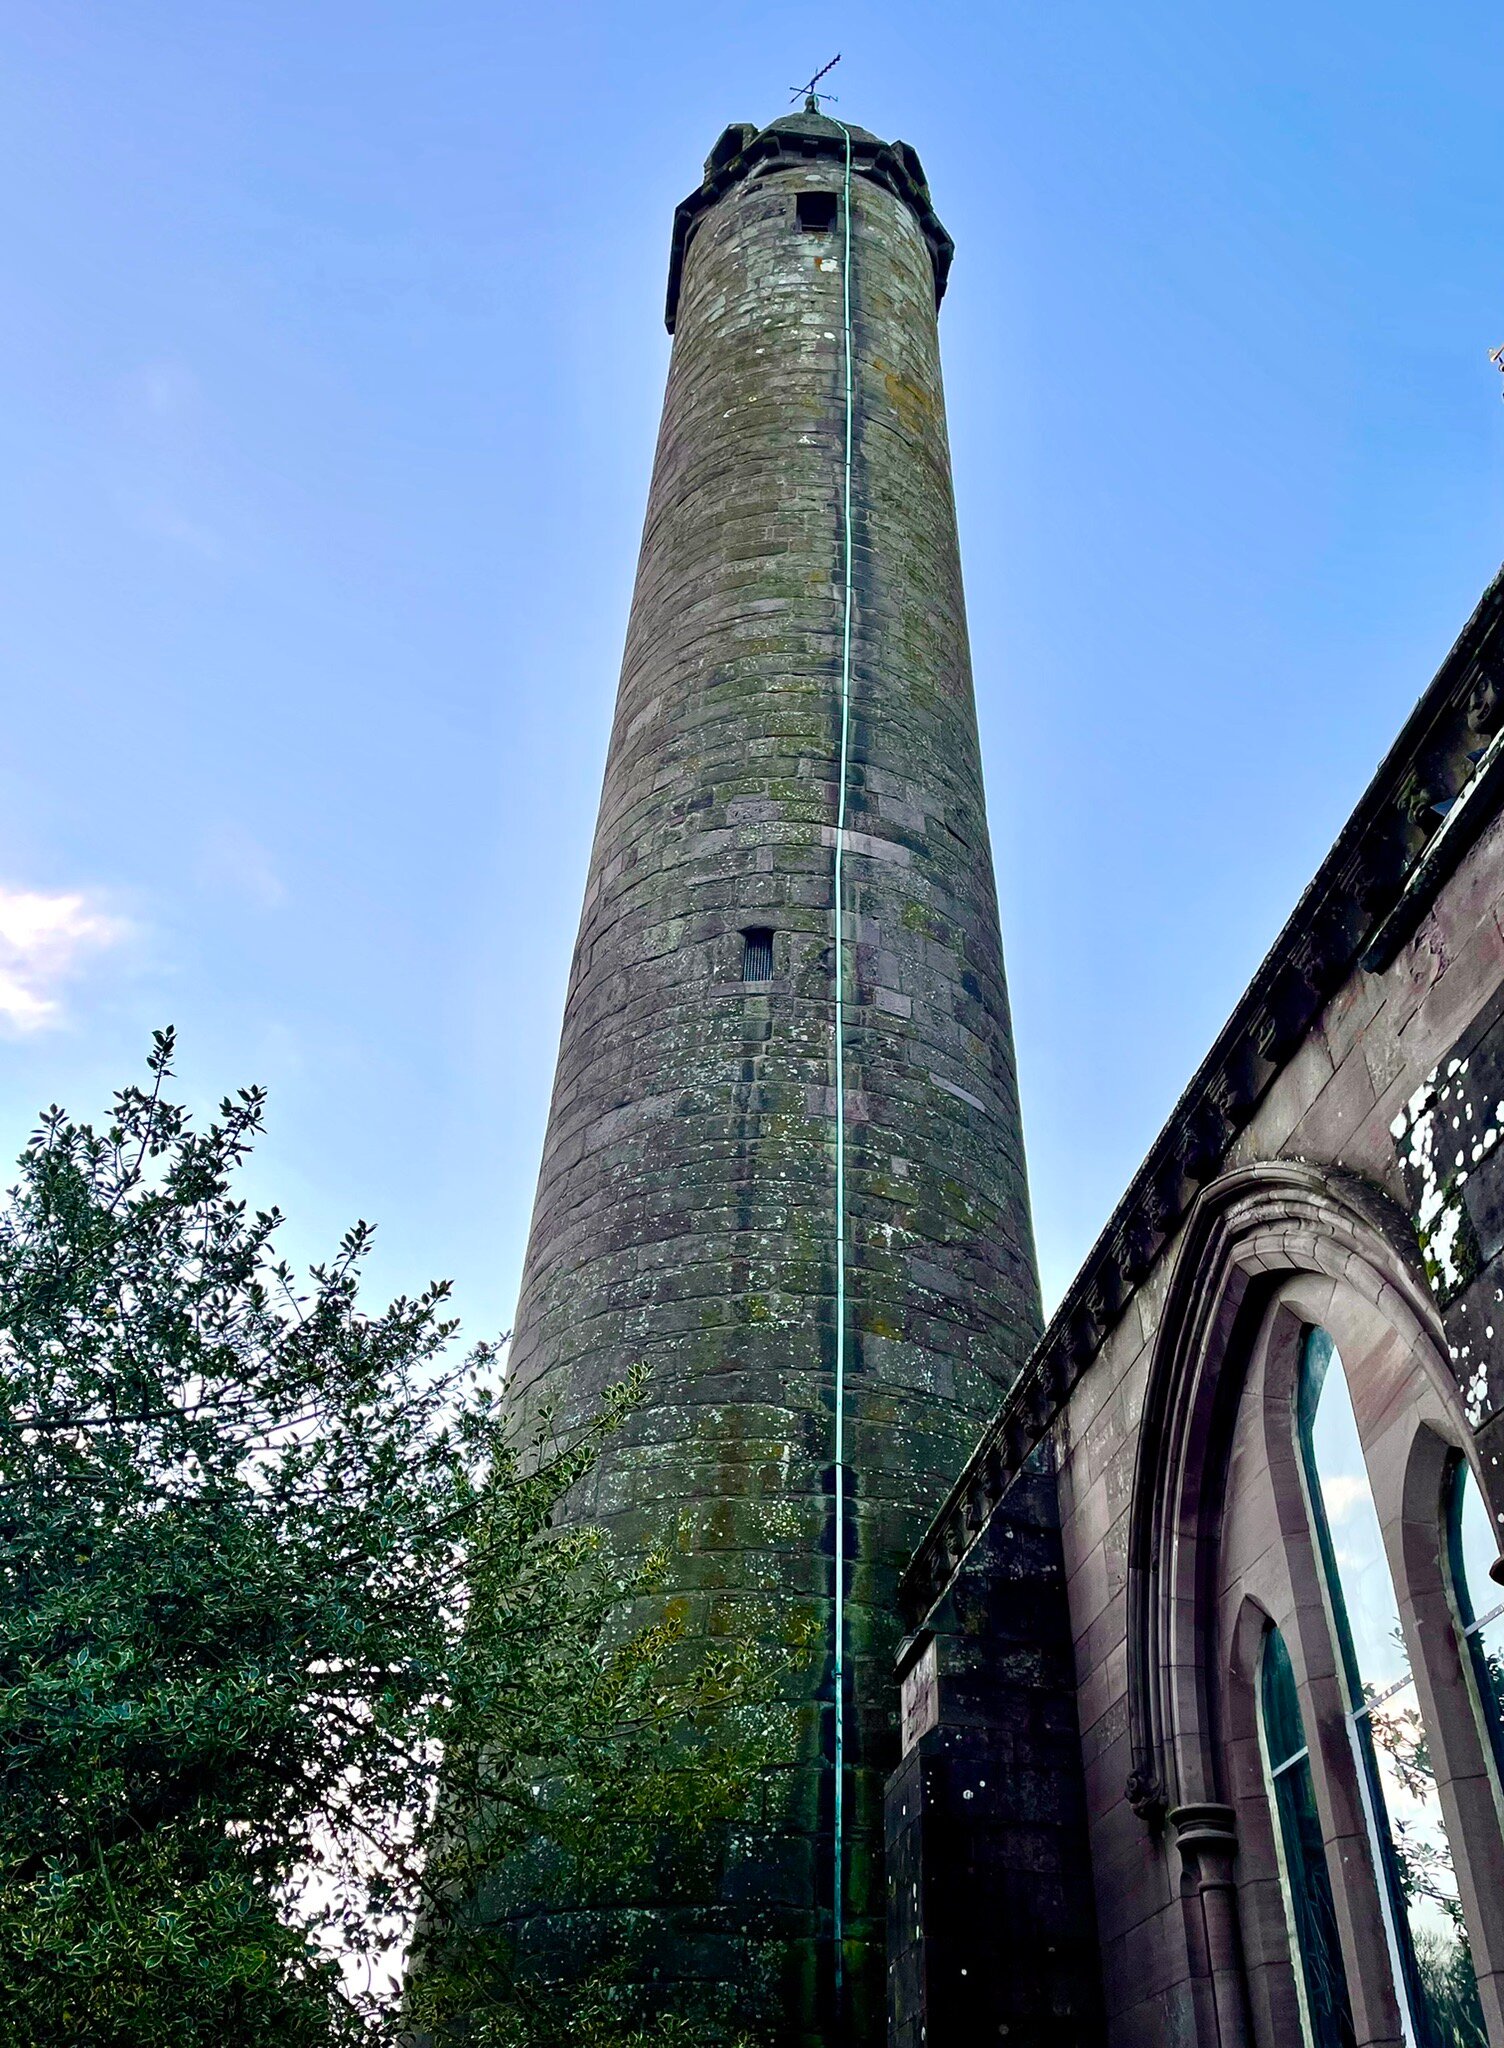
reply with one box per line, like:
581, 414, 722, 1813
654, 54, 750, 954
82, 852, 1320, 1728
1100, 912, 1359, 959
2, 1, 1501, 1339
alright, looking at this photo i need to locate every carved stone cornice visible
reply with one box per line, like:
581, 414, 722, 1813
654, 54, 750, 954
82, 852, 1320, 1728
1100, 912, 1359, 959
1169, 1802, 1240, 1878
665, 113, 953, 333
900, 565, 1504, 1630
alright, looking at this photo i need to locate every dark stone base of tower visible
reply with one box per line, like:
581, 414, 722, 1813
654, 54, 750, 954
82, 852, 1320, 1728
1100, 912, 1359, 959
886, 1455, 1102, 2048
495, 95, 1504, 2048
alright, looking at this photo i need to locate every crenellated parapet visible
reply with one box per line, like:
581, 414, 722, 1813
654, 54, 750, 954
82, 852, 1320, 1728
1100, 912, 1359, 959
665, 108, 953, 332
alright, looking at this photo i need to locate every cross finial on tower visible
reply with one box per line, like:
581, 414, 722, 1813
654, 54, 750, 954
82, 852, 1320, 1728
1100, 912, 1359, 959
790, 53, 840, 111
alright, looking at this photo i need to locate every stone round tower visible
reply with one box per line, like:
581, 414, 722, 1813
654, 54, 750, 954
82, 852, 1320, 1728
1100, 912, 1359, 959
503, 107, 1041, 2042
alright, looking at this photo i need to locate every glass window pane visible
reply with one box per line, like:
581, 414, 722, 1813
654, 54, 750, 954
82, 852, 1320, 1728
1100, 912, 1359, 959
1300, 1327, 1410, 1699
1263, 1621, 1311, 1772
1449, 1462, 1504, 1775
1260, 1625, 1357, 2048
1299, 1328, 1487, 2048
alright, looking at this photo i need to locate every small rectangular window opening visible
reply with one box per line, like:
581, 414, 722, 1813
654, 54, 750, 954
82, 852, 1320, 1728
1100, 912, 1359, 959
741, 928, 774, 983
796, 191, 838, 233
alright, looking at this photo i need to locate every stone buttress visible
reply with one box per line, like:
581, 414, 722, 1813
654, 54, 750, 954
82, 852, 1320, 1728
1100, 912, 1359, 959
500, 108, 1042, 2043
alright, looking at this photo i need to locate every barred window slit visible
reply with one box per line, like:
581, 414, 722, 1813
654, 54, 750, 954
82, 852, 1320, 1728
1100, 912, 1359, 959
741, 928, 774, 983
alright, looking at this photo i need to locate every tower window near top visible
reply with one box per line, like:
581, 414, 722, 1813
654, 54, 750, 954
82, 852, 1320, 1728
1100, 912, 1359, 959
796, 191, 838, 232
741, 928, 774, 982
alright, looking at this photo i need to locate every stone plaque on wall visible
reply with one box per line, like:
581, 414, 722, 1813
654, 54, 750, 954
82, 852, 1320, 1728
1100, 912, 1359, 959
900, 1636, 939, 1755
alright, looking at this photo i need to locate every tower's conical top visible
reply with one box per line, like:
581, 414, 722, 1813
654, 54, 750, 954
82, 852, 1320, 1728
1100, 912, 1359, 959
763, 103, 881, 147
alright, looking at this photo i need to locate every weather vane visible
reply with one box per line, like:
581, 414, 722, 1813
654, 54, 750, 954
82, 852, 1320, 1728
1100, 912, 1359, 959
791, 54, 840, 110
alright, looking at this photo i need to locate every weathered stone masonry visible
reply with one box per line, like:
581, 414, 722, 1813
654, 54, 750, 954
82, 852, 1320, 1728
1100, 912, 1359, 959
895, 571, 1504, 2047
502, 111, 1041, 2041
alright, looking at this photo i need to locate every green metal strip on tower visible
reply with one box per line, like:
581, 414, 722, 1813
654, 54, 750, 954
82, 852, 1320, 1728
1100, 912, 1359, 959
830, 115, 855, 2007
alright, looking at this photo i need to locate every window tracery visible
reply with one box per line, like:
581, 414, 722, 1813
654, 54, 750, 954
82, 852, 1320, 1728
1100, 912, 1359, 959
1449, 1460, 1504, 1782
1121, 1163, 1504, 2046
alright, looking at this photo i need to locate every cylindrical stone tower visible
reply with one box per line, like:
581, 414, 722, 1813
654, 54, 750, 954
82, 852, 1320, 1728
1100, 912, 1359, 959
503, 107, 1041, 2042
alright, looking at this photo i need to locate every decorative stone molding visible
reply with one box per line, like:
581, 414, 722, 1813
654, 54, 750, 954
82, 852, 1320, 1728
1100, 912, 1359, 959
899, 568, 1504, 1632
1171, 1803, 1254, 2048
1124, 1767, 1168, 1832
1121, 1165, 1429, 1832
1170, 1801, 1240, 1879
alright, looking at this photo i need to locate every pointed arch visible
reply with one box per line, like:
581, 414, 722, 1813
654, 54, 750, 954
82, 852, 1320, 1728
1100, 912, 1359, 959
1123, 1159, 1434, 1830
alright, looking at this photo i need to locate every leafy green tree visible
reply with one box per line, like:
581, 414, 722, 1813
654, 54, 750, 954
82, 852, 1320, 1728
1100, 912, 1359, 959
0, 1033, 781, 2047
1368, 1653, 1487, 2048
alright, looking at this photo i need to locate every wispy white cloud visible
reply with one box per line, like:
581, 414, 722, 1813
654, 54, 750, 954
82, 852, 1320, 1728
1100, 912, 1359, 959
0, 885, 127, 1033
114, 360, 229, 563
199, 824, 287, 910
123, 496, 227, 562
127, 360, 202, 421
1320, 1472, 1371, 1523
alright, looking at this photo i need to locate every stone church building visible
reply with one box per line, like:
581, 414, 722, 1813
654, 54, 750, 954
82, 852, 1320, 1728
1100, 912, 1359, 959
502, 102, 1504, 2048
894, 562, 1504, 2048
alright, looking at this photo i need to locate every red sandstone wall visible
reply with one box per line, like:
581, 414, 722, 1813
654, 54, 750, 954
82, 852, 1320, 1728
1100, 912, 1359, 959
1054, 804, 1504, 2046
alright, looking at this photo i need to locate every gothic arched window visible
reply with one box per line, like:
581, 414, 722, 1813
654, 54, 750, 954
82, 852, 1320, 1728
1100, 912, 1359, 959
1258, 1621, 1356, 2048
1449, 1459, 1504, 1781
1298, 1326, 1487, 2048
